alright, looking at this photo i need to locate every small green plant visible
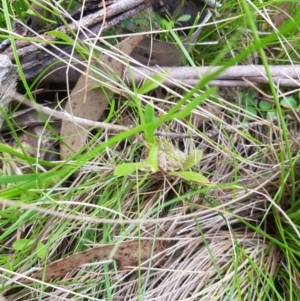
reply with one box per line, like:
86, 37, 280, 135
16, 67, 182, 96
114, 74, 210, 186
231, 91, 300, 121
13, 239, 47, 259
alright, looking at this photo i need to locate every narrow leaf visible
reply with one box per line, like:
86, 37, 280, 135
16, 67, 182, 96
144, 102, 155, 124
182, 149, 203, 170
168, 171, 210, 185
137, 73, 168, 95
114, 162, 146, 176
147, 144, 158, 172
47, 31, 75, 44
177, 14, 191, 22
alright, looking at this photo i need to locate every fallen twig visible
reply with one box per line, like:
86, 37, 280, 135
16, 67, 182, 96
0, 0, 158, 83
1, 0, 156, 59
4, 86, 281, 142
126, 65, 300, 87
5, 88, 129, 132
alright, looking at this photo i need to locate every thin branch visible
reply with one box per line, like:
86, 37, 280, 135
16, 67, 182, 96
5, 86, 281, 141
5, 88, 130, 132
126, 65, 300, 87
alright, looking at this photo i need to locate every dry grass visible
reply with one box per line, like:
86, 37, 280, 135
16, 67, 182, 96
3, 91, 298, 300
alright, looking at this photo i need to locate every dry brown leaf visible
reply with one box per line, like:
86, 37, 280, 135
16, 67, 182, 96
157, 139, 186, 171
15, 124, 60, 161
60, 35, 145, 160
23, 240, 164, 283
268, 3, 300, 54
130, 9, 211, 66
269, 3, 299, 27
141, 138, 186, 172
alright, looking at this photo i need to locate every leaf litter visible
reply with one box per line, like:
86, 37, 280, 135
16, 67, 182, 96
60, 34, 146, 160
8, 240, 164, 284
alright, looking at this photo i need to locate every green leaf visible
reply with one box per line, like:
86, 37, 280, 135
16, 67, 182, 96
161, 19, 175, 30
244, 107, 257, 121
244, 94, 257, 107
147, 144, 158, 172
266, 110, 277, 120
280, 96, 298, 108
0, 174, 38, 185
259, 100, 273, 110
144, 130, 155, 144
114, 162, 146, 176
182, 150, 203, 170
144, 101, 156, 143
26, 9, 34, 15
47, 30, 75, 44
5, 259, 13, 272
137, 73, 168, 95
0, 255, 10, 265
168, 171, 210, 185
12, 239, 34, 251
144, 102, 155, 124
177, 14, 192, 22
36, 242, 47, 259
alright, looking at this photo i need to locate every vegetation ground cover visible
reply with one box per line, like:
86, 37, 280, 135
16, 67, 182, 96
0, 1, 300, 300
